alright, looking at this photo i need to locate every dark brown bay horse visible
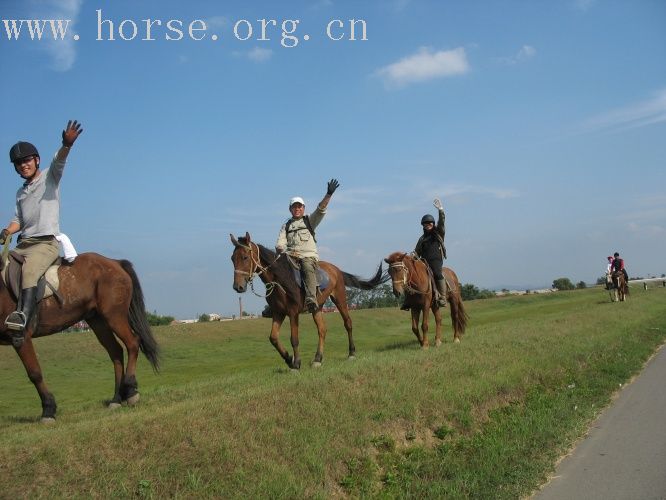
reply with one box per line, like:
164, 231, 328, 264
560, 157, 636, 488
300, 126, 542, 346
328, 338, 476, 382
610, 270, 629, 302
231, 232, 387, 370
385, 252, 468, 348
1, 249, 160, 422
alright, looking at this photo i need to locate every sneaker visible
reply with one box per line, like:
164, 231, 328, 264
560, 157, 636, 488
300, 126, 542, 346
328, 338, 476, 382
261, 305, 272, 318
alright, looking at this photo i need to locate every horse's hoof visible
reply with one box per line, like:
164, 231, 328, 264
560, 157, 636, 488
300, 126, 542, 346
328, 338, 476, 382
126, 393, 140, 406
40, 417, 56, 424
311, 361, 322, 368
108, 402, 122, 410
435, 340, 442, 348
454, 338, 461, 344
290, 368, 301, 374
347, 355, 356, 361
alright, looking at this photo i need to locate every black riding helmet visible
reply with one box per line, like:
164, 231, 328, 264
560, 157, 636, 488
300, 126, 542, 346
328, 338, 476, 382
9, 141, 39, 164
421, 214, 435, 225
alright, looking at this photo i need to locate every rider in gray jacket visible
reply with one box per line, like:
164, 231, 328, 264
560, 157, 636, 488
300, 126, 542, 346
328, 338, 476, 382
276, 179, 339, 313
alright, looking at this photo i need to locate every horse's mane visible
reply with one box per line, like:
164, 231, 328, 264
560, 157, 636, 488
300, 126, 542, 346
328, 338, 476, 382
238, 237, 302, 304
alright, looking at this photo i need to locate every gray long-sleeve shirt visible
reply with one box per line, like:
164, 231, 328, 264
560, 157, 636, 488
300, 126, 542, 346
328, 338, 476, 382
12, 153, 65, 238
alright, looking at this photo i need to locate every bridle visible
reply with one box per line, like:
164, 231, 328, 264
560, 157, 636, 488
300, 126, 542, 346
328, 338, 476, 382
388, 255, 430, 295
233, 241, 284, 298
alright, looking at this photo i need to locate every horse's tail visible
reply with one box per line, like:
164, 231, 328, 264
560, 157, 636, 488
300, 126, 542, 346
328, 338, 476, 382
119, 260, 160, 372
341, 263, 388, 290
449, 289, 469, 337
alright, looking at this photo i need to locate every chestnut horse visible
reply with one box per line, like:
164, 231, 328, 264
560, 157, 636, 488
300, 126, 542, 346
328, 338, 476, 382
610, 270, 629, 302
385, 252, 468, 347
230, 232, 387, 370
1, 247, 160, 422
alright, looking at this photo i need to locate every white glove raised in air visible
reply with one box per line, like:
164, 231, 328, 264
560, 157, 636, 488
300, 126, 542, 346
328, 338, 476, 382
433, 198, 443, 211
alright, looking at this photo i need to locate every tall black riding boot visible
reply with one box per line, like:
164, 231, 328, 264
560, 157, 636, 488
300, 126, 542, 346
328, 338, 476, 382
5, 287, 38, 348
436, 279, 448, 307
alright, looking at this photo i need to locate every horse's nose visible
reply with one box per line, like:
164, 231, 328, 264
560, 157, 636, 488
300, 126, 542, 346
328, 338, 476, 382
233, 283, 245, 293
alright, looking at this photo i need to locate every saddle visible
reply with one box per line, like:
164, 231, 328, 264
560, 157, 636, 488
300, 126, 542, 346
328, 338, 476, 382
1, 251, 64, 305
291, 267, 331, 292
416, 256, 453, 304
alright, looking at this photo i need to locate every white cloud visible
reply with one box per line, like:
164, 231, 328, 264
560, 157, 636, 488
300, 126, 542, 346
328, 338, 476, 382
579, 89, 666, 134
393, 0, 412, 12
439, 184, 519, 200
31, 0, 83, 71
497, 45, 536, 66
309, 0, 333, 9
203, 16, 228, 30
376, 46, 469, 88
573, 0, 596, 12
247, 47, 273, 62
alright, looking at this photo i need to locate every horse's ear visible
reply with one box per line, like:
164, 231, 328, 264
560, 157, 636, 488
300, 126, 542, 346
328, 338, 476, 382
230, 234, 240, 247
384, 258, 389, 263
245, 231, 251, 243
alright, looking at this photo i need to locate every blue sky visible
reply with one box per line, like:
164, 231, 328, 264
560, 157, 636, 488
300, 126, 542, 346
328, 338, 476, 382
1, 0, 664, 319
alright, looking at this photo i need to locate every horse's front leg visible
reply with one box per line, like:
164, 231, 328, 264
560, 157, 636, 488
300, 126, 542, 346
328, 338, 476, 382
421, 306, 430, 349
311, 310, 328, 368
433, 305, 443, 347
288, 313, 302, 370
14, 335, 57, 422
410, 308, 424, 346
269, 313, 294, 368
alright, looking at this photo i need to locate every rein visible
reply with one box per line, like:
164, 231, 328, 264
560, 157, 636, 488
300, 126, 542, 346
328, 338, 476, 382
235, 241, 285, 298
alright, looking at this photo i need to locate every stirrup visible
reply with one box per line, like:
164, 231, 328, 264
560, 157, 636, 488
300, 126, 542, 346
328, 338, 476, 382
5, 311, 27, 332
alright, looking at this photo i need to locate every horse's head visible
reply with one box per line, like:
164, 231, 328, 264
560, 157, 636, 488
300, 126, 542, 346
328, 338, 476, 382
230, 232, 258, 293
384, 252, 409, 297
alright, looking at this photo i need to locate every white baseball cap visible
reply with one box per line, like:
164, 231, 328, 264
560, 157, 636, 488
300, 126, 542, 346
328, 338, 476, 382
289, 196, 305, 207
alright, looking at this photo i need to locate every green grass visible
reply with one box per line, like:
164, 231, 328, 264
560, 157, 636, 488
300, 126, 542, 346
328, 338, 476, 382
1, 287, 665, 498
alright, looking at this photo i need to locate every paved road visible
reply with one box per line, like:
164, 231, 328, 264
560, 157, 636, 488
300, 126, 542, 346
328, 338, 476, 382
534, 343, 666, 500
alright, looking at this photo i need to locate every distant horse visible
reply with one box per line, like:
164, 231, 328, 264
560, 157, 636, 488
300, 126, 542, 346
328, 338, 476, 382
385, 252, 468, 347
1, 246, 160, 422
609, 270, 629, 302
230, 232, 387, 369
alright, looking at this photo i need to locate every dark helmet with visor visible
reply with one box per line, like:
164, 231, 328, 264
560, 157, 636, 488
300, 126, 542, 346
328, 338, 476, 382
421, 214, 436, 225
9, 141, 40, 164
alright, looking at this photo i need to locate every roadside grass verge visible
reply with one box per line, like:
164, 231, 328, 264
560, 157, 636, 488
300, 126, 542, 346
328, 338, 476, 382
0, 287, 664, 498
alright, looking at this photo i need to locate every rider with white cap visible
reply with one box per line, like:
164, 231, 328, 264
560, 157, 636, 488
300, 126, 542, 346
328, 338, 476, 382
276, 179, 339, 313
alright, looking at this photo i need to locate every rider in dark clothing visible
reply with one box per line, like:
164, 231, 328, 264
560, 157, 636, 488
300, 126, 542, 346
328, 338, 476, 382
612, 251, 629, 284
415, 198, 447, 307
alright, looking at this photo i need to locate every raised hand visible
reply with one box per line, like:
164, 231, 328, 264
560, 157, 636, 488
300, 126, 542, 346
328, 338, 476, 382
327, 178, 340, 195
62, 120, 83, 147
433, 198, 443, 211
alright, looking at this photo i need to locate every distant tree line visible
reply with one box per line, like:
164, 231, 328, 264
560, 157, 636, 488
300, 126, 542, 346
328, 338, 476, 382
146, 311, 174, 326
460, 284, 496, 301
341, 282, 500, 309
343, 284, 401, 309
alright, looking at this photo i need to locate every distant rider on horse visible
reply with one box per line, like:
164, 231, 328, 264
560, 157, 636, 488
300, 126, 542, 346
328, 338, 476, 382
275, 179, 339, 313
611, 251, 629, 285
412, 198, 448, 307
0, 120, 83, 347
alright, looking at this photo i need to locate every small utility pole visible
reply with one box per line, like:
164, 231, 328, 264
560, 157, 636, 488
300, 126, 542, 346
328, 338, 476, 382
239, 296, 243, 318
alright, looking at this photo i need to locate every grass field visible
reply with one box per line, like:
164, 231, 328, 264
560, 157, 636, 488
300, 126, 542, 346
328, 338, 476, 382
1, 286, 665, 498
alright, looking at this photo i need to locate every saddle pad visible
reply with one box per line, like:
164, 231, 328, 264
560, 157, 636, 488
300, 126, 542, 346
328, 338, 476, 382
292, 267, 330, 291
2, 254, 60, 301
